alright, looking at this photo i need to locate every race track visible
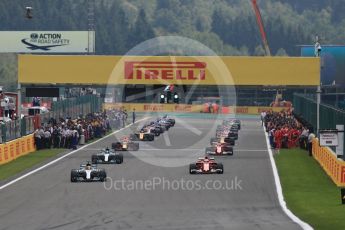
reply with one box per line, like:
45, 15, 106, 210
0, 115, 301, 230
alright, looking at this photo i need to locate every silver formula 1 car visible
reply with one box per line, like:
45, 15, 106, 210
71, 162, 107, 182
91, 148, 123, 164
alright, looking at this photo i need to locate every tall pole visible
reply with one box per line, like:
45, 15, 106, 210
87, 0, 95, 54
17, 83, 21, 119
315, 37, 321, 134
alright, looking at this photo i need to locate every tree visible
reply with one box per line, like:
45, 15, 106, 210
254, 45, 266, 56
128, 9, 156, 49
275, 48, 288, 56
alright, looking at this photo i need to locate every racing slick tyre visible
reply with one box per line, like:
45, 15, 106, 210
111, 142, 120, 149
148, 134, 154, 141
217, 163, 224, 174
91, 155, 98, 164
189, 164, 197, 174
154, 132, 160, 137
70, 171, 78, 182
130, 134, 138, 141
205, 147, 213, 155
99, 170, 107, 182
115, 154, 123, 164
210, 138, 217, 145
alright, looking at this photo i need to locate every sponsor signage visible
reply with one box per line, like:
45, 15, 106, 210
103, 103, 288, 115
320, 130, 339, 147
19, 55, 320, 86
0, 31, 93, 53
124, 61, 206, 81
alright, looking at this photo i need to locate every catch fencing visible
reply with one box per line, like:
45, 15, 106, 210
294, 93, 345, 156
0, 95, 102, 143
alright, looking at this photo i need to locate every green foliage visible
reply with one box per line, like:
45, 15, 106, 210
0, 0, 344, 88
0, 0, 343, 56
0, 54, 17, 91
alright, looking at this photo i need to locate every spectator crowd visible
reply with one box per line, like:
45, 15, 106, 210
34, 108, 128, 150
262, 110, 315, 154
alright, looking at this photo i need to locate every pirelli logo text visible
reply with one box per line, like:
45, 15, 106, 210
125, 61, 207, 81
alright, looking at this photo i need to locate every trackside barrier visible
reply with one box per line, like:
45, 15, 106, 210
312, 138, 345, 187
103, 103, 288, 115
0, 134, 36, 165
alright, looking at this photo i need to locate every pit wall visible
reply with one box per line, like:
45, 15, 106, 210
312, 138, 345, 187
0, 134, 36, 165
103, 103, 288, 115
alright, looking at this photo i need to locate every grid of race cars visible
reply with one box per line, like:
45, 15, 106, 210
70, 116, 241, 182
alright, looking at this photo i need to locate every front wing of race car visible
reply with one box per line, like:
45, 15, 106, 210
189, 163, 223, 174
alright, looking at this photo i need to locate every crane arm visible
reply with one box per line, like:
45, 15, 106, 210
251, 0, 271, 56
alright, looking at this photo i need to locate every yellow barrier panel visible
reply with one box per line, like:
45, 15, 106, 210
312, 138, 345, 187
0, 144, 3, 165
103, 103, 287, 115
20, 136, 27, 155
3, 144, 9, 164
0, 134, 36, 166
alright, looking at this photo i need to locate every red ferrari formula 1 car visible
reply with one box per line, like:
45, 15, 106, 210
189, 156, 224, 174
205, 143, 233, 155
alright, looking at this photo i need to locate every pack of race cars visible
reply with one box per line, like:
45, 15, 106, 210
71, 116, 241, 181
71, 115, 175, 182
189, 118, 241, 174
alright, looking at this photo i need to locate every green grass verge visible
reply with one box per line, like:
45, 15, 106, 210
0, 128, 126, 182
0, 148, 65, 181
275, 148, 345, 230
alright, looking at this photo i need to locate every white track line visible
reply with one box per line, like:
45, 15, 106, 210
263, 126, 313, 230
0, 117, 149, 191
83, 148, 268, 152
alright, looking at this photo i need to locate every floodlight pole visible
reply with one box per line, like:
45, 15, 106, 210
17, 82, 21, 120
315, 38, 321, 135
87, 0, 95, 54
317, 86, 321, 134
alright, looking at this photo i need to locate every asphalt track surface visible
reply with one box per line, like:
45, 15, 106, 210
0, 115, 301, 230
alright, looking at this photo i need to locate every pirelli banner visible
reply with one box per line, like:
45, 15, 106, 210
18, 55, 320, 86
